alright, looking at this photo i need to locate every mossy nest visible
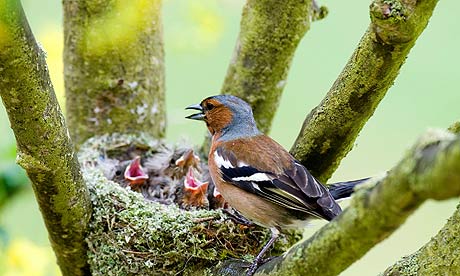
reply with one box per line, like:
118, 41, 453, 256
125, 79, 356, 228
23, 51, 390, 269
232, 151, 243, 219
78, 134, 301, 275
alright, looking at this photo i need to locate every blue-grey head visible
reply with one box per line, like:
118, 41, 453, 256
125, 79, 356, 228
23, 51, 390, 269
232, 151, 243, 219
185, 95, 261, 140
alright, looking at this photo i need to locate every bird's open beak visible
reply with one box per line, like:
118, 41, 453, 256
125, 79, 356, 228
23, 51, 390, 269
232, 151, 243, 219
185, 103, 205, 121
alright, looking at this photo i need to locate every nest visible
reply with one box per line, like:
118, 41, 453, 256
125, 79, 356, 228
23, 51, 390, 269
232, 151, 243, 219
79, 134, 301, 275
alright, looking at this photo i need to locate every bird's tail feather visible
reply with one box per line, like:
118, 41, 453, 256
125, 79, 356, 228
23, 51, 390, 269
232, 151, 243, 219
328, 177, 371, 200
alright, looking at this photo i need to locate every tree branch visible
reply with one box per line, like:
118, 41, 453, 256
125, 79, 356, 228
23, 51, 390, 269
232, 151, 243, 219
382, 122, 460, 275
291, 0, 439, 182
221, 0, 319, 134
63, 0, 165, 148
382, 204, 460, 275
255, 129, 460, 275
0, 1, 92, 275
448, 121, 460, 134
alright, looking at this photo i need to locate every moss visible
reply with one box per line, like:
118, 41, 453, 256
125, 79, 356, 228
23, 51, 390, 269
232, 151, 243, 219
312, 4, 328, 21
79, 134, 301, 275
381, 253, 420, 276
448, 121, 460, 134
417, 206, 460, 274
383, 204, 460, 275
63, 0, 166, 148
291, 0, 440, 182
258, 131, 460, 275
0, 1, 92, 275
221, 0, 316, 134
371, 0, 438, 44
291, 28, 398, 181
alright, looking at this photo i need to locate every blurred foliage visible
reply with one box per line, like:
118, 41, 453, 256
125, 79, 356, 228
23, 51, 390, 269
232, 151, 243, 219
0, 238, 61, 276
0, 164, 28, 209
0, 103, 29, 209
86, 0, 160, 56
166, 0, 224, 52
39, 28, 65, 109
0, 21, 9, 46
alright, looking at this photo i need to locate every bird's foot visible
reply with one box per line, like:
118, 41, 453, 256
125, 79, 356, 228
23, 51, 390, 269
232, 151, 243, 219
246, 256, 276, 276
246, 256, 275, 276
246, 260, 260, 276
261, 256, 276, 264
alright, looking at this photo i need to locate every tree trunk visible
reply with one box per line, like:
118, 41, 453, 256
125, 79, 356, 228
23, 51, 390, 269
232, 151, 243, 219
221, 0, 319, 134
0, 1, 91, 274
63, 0, 166, 148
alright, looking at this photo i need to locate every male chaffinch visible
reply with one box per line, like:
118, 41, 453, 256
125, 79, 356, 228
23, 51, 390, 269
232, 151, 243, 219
186, 95, 367, 275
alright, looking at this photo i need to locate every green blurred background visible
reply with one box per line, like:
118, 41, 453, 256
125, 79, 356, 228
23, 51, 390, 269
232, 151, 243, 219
1, 0, 459, 275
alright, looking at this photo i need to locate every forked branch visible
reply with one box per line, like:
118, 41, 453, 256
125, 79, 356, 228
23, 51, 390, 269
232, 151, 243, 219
291, 0, 439, 182
257, 129, 460, 275
221, 0, 320, 134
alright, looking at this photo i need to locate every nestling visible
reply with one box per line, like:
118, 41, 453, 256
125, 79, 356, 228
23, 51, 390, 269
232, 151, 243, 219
186, 95, 366, 275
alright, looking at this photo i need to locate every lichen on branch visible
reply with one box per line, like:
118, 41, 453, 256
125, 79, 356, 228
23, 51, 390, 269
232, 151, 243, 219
382, 204, 460, 275
256, 129, 460, 276
0, 1, 91, 275
382, 123, 460, 276
63, 0, 166, 148
291, 0, 439, 182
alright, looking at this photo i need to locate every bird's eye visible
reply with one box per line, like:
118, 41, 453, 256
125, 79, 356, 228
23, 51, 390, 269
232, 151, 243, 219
206, 102, 215, 110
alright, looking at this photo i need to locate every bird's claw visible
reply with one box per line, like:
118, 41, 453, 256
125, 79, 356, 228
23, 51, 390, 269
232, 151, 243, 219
246, 256, 269, 276
246, 262, 258, 276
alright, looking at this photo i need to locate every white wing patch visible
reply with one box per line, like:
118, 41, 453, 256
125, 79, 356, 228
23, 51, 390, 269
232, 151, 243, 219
233, 173, 272, 182
213, 151, 233, 169
252, 182, 261, 190
237, 161, 249, 167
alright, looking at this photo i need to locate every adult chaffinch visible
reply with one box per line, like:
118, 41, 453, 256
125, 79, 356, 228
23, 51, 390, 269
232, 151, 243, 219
186, 95, 367, 275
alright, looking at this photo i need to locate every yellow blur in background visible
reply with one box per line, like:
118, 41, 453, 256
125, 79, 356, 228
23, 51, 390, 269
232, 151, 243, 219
0, 0, 459, 275
1, 239, 60, 276
40, 27, 64, 107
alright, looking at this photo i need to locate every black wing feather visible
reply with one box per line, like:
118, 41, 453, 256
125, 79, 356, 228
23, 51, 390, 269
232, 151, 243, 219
216, 148, 341, 221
